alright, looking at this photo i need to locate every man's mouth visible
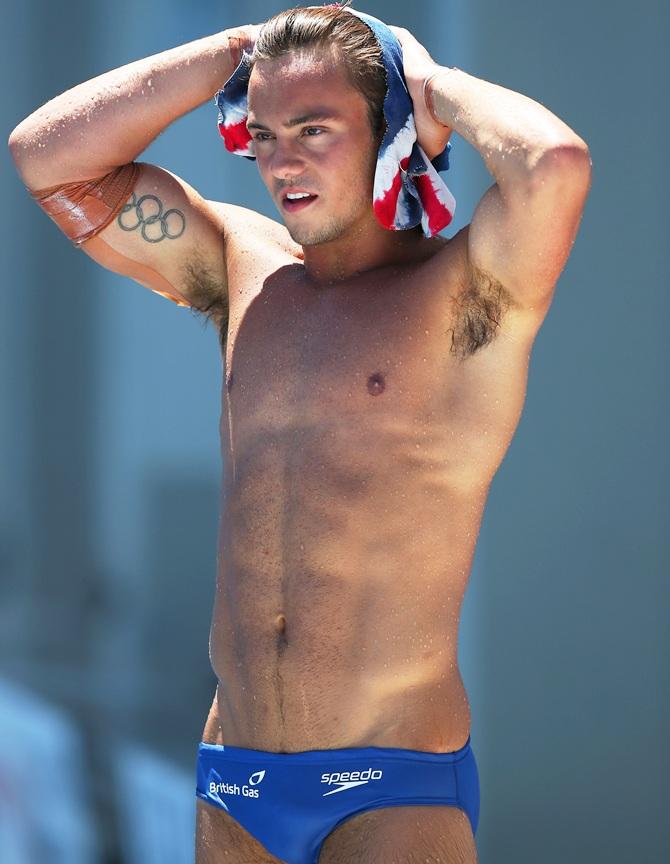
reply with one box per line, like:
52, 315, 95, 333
281, 190, 319, 212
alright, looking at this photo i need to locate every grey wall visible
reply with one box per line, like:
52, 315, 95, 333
1, 1, 667, 862
467, 3, 669, 862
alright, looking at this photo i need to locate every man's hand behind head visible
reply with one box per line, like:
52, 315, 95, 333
388, 24, 453, 161
228, 22, 265, 66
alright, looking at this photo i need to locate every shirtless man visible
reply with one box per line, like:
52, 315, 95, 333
8, 3, 591, 862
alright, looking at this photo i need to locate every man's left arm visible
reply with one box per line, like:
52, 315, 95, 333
393, 27, 593, 313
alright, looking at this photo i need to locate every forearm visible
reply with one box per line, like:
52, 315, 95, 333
8, 28, 244, 187
425, 66, 589, 186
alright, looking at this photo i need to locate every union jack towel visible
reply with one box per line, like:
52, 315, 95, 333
214, 8, 456, 238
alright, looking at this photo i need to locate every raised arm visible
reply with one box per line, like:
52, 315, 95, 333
392, 26, 592, 338
7, 24, 260, 326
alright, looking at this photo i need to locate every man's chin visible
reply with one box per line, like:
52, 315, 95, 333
285, 219, 346, 247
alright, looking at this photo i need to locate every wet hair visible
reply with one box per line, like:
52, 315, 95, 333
248, 2, 387, 145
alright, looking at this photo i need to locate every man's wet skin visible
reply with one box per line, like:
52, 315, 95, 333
196, 215, 526, 862
202, 44, 531, 758
197, 43, 532, 864
205, 218, 529, 757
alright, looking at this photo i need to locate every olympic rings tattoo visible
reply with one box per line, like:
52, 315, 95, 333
117, 191, 186, 242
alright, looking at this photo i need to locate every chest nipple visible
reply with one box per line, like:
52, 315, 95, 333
367, 372, 386, 396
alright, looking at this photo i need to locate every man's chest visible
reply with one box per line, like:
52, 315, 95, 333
223, 250, 458, 427
220, 237, 530, 485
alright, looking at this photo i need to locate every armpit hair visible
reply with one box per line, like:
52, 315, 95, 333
447, 264, 515, 361
180, 251, 229, 353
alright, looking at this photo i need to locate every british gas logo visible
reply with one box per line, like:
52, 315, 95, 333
209, 769, 266, 799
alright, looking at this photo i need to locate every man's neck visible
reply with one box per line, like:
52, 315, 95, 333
300, 221, 429, 287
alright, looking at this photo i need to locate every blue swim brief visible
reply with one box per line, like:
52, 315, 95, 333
195, 735, 480, 864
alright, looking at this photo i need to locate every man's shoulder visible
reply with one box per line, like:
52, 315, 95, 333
415, 226, 466, 287
209, 200, 302, 258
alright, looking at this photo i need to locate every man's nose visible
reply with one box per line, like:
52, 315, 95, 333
268, 140, 307, 179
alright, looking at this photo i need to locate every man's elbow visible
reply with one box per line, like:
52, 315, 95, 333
8, 118, 33, 159
8, 127, 34, 183
8, 127, 65, 192
530, 141, 593, 202
8, 129, 23, 163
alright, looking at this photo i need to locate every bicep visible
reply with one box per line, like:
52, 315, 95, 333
467, 150, 592, 311
78, 162, 228, 321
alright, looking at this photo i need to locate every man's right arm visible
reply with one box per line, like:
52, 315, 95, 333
7, 26, 255, 322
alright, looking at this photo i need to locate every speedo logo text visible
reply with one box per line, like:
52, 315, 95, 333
320, 767, 383, 796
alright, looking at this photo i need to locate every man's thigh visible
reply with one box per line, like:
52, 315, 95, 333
196, 798, 477, 864
317, 804, 478, 864
195, 797, 284, 864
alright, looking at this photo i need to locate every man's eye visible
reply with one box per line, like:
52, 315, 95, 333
251, 128, 323, 141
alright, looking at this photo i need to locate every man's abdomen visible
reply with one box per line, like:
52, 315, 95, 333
207, 427, 482, 754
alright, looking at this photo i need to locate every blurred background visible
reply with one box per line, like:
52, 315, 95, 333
1, 0, 667, 862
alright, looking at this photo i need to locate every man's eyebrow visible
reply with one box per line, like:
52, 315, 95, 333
246, 111, 343, 131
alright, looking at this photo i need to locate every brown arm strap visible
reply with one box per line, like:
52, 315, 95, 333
28, 161, 141, 246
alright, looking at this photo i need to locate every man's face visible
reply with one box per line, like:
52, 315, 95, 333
246, 48, 379, 247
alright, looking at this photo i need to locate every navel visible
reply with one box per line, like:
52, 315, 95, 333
367, 371, 386, 396
275, 612, 289, 653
